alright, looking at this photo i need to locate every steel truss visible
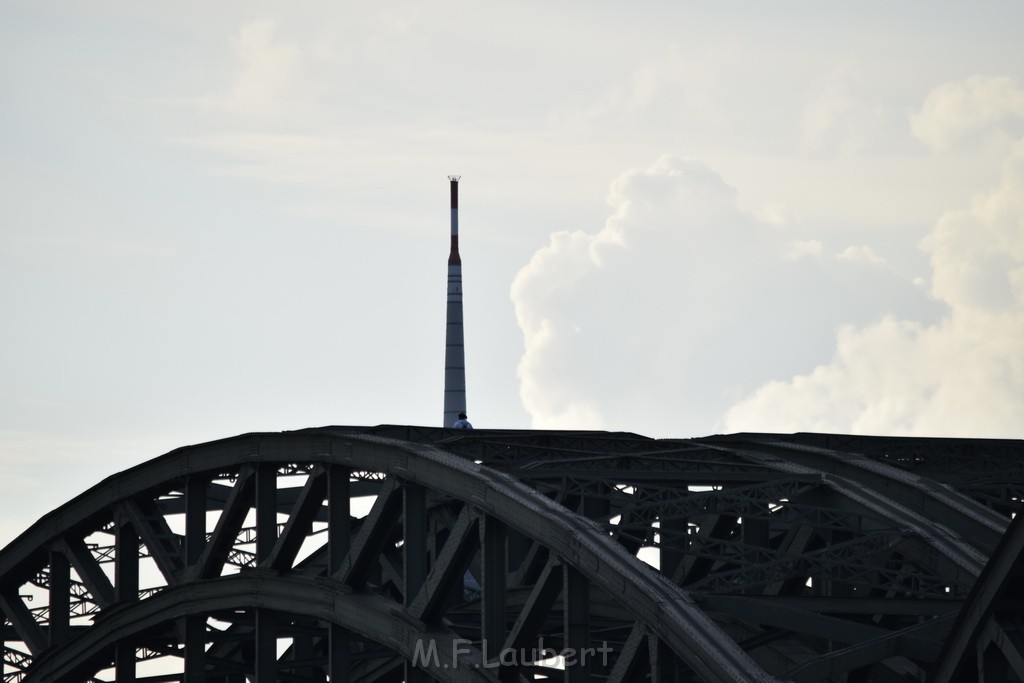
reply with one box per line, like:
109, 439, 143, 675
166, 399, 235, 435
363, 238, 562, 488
1, 427, 1023, 682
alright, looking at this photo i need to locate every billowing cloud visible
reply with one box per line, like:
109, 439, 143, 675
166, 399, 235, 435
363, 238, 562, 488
910, 76, 1024, 151
724, 93, 1024, 437
223, 20, 302, 115
923, 140, 1024, 311
515, 76, 1024, 439
721, 308, 1024, 437
511, 156, 937, 436
800, 64, 885, 158
571, 47, 693, 123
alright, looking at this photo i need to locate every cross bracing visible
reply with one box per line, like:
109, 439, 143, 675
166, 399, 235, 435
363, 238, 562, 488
1, 428, 1023, 681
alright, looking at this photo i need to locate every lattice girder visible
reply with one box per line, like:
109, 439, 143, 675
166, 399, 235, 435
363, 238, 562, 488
3, 427, 1023, 682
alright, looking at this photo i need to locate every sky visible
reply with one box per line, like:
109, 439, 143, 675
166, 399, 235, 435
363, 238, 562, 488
2, 0, 1024, 546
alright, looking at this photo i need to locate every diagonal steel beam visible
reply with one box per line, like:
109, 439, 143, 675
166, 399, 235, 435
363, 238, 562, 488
408, 505, 478, 623
703, 594, 945, 657
121, 498, 185, 584
782, 612, 956, 681
502, 553, 562, 659
981, 617, 1024, 678
266, 466, 329, 571
0, 589, 47, 655
187, 465, 256, 581
58, 536, 116, 608
676, 513, 738, 586
508, 538, 549, 590
606, 622, 648, 683
932, 499, 1024, 682
335, 479, 402, 589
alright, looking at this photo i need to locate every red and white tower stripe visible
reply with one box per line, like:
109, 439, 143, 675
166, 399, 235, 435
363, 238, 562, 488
443, 175, 467, 427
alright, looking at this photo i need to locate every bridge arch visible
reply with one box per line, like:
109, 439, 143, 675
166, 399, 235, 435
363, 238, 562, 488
4, 427, 1024, 681
1, 430, 771, 682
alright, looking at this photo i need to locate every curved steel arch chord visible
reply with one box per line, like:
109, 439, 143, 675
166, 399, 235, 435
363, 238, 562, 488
21, 573, 502, 683
7, 428, 1019, 682
689, 438, 993, 579
931, 500, 1024, 682
509, 440, 985, 595
1, 430, 778, 683
696, 435, 1008, 553
489, 435, 992, 679
757, 434, 1024, 509
343, 427, 1024, 681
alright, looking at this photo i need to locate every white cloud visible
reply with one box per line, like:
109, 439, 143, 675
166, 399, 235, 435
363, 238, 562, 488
721, 309, 1024, 437
511, 156, 936, 436
222, 20, 302, 116
922, 139, 1024, 310
837, 245, 887, 267
785, 239, 823, 260
910, 76, 1024, 151
514, 75, 1024, 440
723, 132, 1024, 437
567, 48, 686, 123
800, 64, 884, 158
756, 203, 794, 227
552, 43, 731, 132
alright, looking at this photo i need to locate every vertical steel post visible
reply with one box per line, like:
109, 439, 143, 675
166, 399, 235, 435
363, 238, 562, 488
255, 464, 277, 682
481, 516, 507, 661
404, 484, 428, 602
564, 565, 590, 683
185, 475, 206, 565
661, 514, 689, 578
405, 484, 428, 683
742, 512, 769, 548
48, 550, 69, 647
507, 527, 530, 575
115, 521, 139, 598
443, 175, 467, 427
256, 464, 277, 564
184, 475, 207, 678
583, 483, 610, 520
328, 464, 351, 681
329, 624, 351, 681
255, 608, 276, 683
294, 633, 318, 681
329, 464, 351, 574
115, 519, 138, 682
184, 615, 206, 680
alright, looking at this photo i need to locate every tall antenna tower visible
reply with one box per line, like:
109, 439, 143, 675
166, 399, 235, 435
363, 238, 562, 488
443, 175, 466, 427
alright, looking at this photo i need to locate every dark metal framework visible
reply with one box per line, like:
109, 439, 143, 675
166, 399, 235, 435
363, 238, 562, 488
1, 427, 1023, 682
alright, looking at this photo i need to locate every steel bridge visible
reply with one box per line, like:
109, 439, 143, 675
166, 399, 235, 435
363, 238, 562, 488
2, 426, 1024, 682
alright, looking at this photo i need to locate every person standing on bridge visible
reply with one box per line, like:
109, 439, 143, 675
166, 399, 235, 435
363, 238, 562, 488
452, 412, 473, 429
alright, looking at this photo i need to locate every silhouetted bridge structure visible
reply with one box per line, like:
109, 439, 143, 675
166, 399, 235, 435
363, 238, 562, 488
3, 426, 1024, 681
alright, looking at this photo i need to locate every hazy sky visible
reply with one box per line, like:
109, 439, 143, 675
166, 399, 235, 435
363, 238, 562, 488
2, 0, 1024, 545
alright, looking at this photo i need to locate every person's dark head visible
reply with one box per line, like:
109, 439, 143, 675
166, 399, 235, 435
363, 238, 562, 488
458, 412, 467, 420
